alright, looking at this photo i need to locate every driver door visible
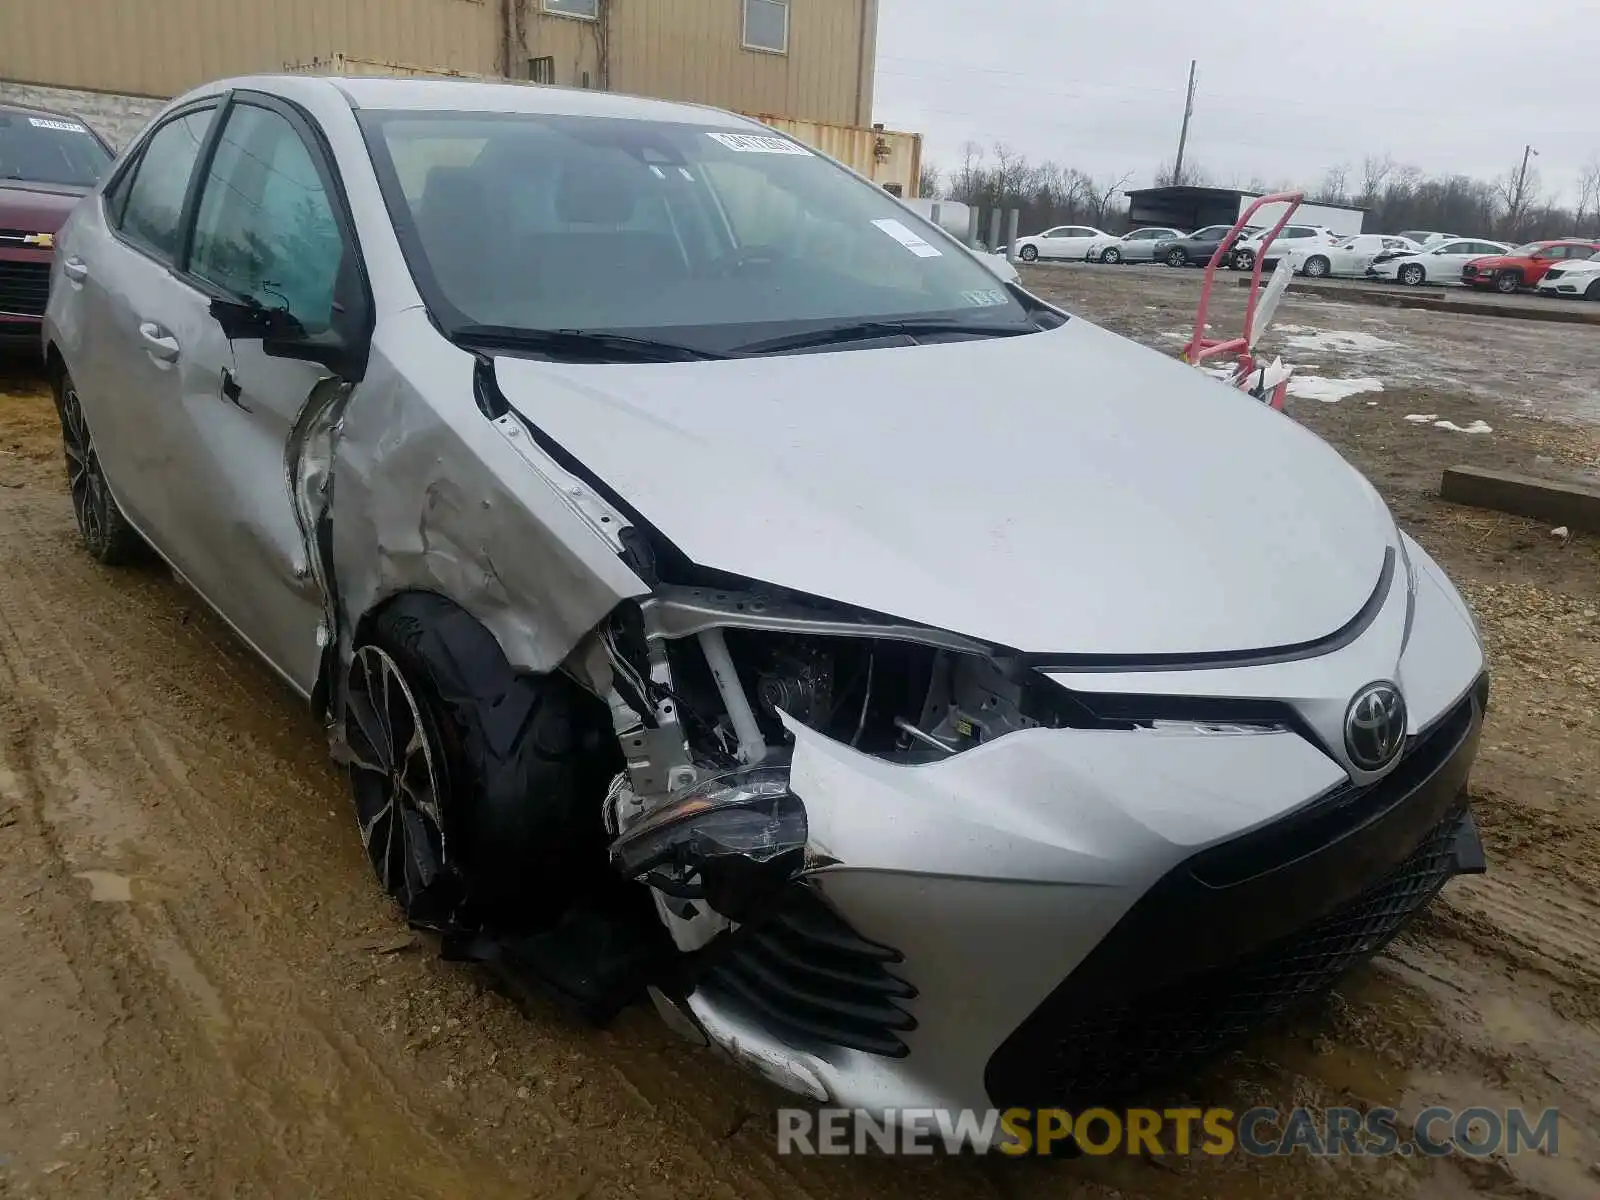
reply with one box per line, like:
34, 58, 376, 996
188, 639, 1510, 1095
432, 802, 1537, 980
165, 94, 362, 695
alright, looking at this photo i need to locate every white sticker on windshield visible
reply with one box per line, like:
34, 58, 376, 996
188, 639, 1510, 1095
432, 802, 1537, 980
706, 132, 811, 155
871, 218, 943, 258
28, 117, 88, 133
961, 289, 1008, 307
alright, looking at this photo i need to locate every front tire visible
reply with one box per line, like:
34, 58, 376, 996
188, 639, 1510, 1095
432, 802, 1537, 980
1303, 255, 1331, 278
1587, 279, 1600, 301
1494, 270, 1521, 295
345, 594, 618, 926
1233, 249, 1256, 271
1398, 263, 1426, 286
54, 370, 143, 566
1165, 248, 1188, 267
1101, 246, 1122, 264
1019, 245, 1039, 262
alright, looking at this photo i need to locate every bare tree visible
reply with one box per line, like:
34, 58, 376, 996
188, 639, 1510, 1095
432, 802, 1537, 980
1154, 158, 1209, 187
918, 163, 942, 200
1315, 163, 1349, 204
1086, 171, 1135, 226
1359, 153, 1395, 206
1493, 160, 1542, 235
1575, 154, 1600, 234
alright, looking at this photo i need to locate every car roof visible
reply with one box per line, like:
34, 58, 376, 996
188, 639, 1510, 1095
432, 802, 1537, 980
192, 73, 760, 130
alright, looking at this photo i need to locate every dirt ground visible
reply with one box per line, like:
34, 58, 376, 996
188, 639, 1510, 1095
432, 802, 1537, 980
1, 268, 1598, 1199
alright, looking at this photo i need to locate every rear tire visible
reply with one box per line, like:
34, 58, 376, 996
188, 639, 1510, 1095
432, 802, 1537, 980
1303, 255, 1331, 278
347, 594, 619, 926
1019, 245, 1038, 262
1165, 248, 1187, 267
1101, 246, 1122, 264
1398, 263, 1426, 286
1493, 270, 1521, 294
54, 370, 144, 566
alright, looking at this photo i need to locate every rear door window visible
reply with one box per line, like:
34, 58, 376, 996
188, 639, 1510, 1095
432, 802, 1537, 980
116, 107, 217, 262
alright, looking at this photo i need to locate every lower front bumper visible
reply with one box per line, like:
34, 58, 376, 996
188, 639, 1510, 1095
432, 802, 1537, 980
985, 677, 1485, 1109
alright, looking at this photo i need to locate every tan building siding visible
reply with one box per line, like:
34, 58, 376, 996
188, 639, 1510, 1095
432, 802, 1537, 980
2, 0, 874, 125
1, 0, 500, 98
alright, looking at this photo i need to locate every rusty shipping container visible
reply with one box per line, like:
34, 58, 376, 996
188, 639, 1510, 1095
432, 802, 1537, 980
742, 114, 922, 198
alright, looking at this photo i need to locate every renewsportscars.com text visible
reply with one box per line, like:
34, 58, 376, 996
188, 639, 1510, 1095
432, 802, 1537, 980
776, 1105, 1561, 1158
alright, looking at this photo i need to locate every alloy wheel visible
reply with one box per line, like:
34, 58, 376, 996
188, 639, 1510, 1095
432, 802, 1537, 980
60, 384, 108, 553
345, 645, 449, 910
1020, 245, 1038, 262
1102, 247, 1122, 264
1305, 257, 1330, 278
1400, 264, 1424, 286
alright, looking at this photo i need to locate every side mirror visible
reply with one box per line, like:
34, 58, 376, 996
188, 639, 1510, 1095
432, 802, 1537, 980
207, 253, 370, 381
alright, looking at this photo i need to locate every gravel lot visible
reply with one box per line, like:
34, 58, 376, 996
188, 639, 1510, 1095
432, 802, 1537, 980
0, 266, 1596, 1198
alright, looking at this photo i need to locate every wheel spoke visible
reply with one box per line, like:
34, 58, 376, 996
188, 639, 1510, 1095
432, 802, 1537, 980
346, 690, 392, 771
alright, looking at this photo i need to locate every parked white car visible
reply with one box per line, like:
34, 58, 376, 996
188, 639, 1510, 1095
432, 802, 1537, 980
1534, 251, 1600, 300
1087, 227, 1186, 263
1287, 234, 1421, 279
1395, 230, 1458, 247
1012, 224, 1114, 262
1232, 225, 1340, 271
1366, 238, 1513, 287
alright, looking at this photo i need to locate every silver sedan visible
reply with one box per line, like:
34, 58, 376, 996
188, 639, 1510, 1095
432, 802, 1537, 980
43, 73, 1489, 1120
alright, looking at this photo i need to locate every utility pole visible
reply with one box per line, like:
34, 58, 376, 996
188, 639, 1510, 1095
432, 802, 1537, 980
1172, 60, 1197, 186
1511, 143, 1538, 227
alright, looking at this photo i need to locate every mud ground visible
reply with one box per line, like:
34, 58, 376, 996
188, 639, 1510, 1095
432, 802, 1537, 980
1, 267, 1597, 1199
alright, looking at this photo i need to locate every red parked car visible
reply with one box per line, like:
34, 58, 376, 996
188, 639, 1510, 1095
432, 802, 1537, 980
1461, 240, 1600, 294
0, 103, 114, 347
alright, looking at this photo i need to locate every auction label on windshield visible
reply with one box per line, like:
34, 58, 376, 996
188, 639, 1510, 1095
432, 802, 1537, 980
28, 117, 89, 133
706, 132, 811, 155
871, 218, 943, 258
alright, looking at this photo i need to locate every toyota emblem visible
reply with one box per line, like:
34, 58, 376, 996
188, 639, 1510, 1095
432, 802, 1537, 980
1344, 681, 1408, 772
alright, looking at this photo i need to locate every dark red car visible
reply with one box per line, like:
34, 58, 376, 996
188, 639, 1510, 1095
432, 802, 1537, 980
1461, 239, 1600, 294
1, 103, 114, 346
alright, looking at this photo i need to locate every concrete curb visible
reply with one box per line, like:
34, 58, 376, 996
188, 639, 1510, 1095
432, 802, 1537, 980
1441, 465, 1600, 533
1235, 278, 1600, 325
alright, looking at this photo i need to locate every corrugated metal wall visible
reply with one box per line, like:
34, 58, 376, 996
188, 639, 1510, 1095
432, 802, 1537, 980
748, 115, 921, 197
1, 0, 500, 98
1, 0, 875, 126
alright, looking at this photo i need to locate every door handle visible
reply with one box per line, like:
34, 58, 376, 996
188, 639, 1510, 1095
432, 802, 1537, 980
138, 322, 181, 362
62, 257, 89, 283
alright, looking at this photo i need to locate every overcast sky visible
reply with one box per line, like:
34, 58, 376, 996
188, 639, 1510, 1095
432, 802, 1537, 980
873, 0, 1595, 206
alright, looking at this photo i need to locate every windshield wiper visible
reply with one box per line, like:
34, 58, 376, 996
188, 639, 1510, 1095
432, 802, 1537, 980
732, 318, 1039, 356
449, 324, 728, 362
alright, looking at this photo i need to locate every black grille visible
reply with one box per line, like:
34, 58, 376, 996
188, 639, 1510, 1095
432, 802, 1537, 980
988, 807, 1469, 1108
695, 886, 916, 1058
0, 260, 51, 317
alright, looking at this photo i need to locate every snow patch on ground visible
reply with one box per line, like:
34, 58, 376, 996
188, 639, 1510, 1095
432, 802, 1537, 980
1276, 327, 1398, 354
1404, 413, 1494, 433
1286, 376, 1385, 403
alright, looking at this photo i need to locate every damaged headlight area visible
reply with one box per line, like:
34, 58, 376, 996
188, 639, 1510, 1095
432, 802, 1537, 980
609, 765, 807, 920
592, 584, 1168, 920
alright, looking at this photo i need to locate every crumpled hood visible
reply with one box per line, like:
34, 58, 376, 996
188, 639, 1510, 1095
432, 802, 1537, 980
493, 318, 1395, 657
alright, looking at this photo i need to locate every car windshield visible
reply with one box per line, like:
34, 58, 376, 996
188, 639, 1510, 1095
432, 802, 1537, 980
0, 111, 111, 187
360, 110, 1035, 351
1509, 243, 1546, 256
